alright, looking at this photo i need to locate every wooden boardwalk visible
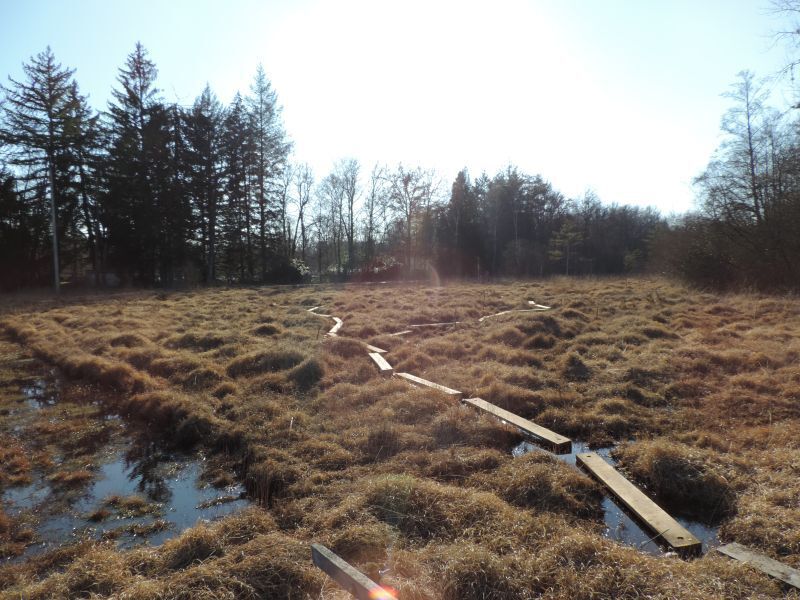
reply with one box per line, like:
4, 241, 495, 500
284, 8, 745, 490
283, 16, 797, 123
369, 352, 394, 375
395, 372, 462, 399
328, 317, 343, 336
311, 544, 396, 599
576, 452, 701, 554
717, 542, 800, 589
463, 397, 571, 453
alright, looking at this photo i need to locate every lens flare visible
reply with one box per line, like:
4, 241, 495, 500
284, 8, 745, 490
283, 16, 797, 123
369, 585, 398, 599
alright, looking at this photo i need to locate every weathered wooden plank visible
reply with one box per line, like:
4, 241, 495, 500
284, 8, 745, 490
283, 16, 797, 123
311, 544, 396, 599
329, 317, 343, 335
365, 344, 387, 354
395, 372, 462, 399
717, 542, 800, 589
462, 397, 571, 453
576, 452, 701, 554
478, 308, 549, 322
528, 300, 551, 309
369, 352, 394, 376
388, 330, 412, 336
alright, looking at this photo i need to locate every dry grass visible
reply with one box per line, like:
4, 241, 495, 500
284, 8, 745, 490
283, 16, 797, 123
0, 278, 798, 598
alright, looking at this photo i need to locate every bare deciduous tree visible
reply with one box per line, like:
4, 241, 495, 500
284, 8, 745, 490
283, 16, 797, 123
292, 163, 313, 262
388, 164, 436, 274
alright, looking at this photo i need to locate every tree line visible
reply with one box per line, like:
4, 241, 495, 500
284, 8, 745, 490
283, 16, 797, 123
1, 44, 798, 291
663, 71, 800, 290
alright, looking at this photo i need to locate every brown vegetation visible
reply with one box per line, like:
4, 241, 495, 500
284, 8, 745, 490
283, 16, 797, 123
0, 279, 798, 598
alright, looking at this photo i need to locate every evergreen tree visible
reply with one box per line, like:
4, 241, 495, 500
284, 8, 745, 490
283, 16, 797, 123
104, 42, 184, 285
0, 47, 78, 292
247, 64, 291, 280
220, 92, 256, 281
184, 84, 223, 283
62, 81, 103, 284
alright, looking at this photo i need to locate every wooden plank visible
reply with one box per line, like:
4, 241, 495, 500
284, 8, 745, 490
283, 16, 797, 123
395, 372, 462, 399
389, 330, 412, 336
365, 344, 387, 354
528, 301, 551, 309
329, 317, 343, 335
311, 544, 396, 599
478, 308, 548, 322
717, 542, 800, 589
307, 306, 321, 312
369, 352, 394, 375
462, 397, 571, 454
576, 452, 701, 554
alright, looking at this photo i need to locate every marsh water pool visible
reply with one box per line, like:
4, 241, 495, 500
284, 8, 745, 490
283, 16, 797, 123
513, 439, 720, 556
1, 359, 249, 562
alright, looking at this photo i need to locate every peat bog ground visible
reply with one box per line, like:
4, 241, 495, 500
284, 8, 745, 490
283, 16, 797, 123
0, 277, 798, 598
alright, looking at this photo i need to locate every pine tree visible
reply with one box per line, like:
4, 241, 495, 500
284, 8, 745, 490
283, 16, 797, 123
184, 84, 223, 283
104, 42, 167, 284
61, 81, 103, 284
220, 92, 256, 281
0, 47, 78, 292
247, 64, 291, 280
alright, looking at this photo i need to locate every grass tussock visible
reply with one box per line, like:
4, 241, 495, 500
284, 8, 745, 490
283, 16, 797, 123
560, 352, 591, 382
2, 279, 799, 598
471, 451, 604, 518
226, 347, 305, 377
614, 439, 738, 522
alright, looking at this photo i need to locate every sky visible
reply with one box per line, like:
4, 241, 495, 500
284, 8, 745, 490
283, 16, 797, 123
1, 0, 798, 214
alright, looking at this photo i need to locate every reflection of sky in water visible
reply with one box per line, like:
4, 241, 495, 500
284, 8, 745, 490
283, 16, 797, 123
21, 376, 58, 409
3, 449, 249, 560
513, 439, 720, 556
3, 374, 250, 561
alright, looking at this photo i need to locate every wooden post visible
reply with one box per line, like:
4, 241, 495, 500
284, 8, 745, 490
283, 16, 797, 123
311, 544, 396, 599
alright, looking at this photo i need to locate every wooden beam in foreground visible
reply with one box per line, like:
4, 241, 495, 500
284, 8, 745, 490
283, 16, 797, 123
365, 344, 387, 354
369, 352, 394, 376
717, 543, 800, 589
462, 397, 571, 454
395, 372, 462, 399
311, 544, 396, 600
388, 330, 412, 336
576, 452, 701, 554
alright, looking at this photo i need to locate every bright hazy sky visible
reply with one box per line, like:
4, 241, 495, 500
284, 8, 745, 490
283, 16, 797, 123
1, 0, 798, 213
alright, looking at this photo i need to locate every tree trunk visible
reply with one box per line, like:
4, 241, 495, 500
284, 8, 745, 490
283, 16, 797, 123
47, 152, 60, 294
